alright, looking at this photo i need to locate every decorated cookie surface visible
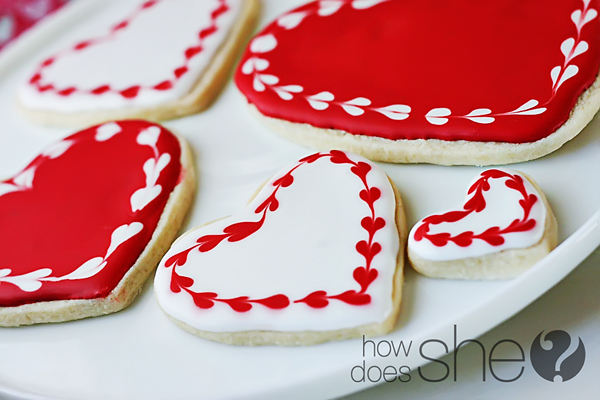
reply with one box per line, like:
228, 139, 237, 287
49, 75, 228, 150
0, 120, 182, 307
408, 169, 557, 280
154, 151, 402, 340
18, 0, 244, 113
235, 0, 600, 163
409, 169, 547, 261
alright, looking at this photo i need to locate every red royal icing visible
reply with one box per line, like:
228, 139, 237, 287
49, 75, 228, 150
0, 0, 67, 51
235, 0, 600, 143
0, 120, 181, 307
27, 0, 230, 100
165, 151, 383, 312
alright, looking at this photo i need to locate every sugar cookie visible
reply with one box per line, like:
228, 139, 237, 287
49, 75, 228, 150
0, 120, 195, 326
154, 150, 406, 345
18, 0, 260, 126
235, 0, 600, 165
408, 169, 558, 279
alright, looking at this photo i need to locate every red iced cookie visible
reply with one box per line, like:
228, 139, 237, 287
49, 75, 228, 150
235, 0, 600, 165
0, 120, 194, 326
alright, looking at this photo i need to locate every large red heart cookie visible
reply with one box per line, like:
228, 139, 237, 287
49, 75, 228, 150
18, 0, 259, 126
0, 120, 194, 326
235, 0, 600, 165
154, 151, 405, 346
408, 169, 558, 279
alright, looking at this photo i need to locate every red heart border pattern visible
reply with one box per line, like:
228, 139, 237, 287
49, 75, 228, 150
27, 0, 230, 99
163, 150, 387, 312
412, 169, 539, 248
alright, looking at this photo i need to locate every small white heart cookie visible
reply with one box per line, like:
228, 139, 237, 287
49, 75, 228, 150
408, 169, 558, 280
154, 150, 406, 346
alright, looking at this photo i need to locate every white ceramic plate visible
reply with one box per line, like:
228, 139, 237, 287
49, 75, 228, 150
0, 1, 599, 399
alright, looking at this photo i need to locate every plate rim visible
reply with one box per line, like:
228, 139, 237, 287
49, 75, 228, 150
0, 1, 599, 399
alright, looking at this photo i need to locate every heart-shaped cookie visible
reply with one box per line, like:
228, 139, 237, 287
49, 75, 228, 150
18, 0, 259, 126
408, 169, 557, 279
0, 120, 194, 326
154, 150, 406, 346
235, 0, 600, 165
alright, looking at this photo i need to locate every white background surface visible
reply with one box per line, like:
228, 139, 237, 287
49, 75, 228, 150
0, 1, 598, 399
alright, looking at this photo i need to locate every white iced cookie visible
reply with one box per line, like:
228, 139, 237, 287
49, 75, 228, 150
408, 169, 558, 280
18, 0, 260, 126
154, 150, 406, 346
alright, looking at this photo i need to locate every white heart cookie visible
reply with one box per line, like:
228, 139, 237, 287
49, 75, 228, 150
408, 169, 558, 280
18, 0, 260, 126
154, 151, 406, 346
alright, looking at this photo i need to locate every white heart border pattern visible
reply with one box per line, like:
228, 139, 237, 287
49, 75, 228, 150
0, 122, 173, 293
241, 0, 597, 126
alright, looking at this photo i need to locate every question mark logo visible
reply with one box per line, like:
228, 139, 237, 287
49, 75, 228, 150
530, 330, 585, 382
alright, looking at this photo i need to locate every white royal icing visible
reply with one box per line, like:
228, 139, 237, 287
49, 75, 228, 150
18, 0, 243, 112
408, 169, 547, 262
154, 152, 400, 333
130, 126, 171, 212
